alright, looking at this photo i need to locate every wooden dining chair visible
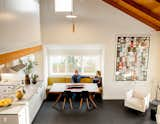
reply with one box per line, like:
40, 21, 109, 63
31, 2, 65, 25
62, 91, 73, 110
52, 93, 62, 108
89, 94, 97, 108
79, 91, 97, 110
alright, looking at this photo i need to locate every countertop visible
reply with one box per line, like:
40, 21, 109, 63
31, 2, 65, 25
0, 105, 25, 115
0, 81, 43, 115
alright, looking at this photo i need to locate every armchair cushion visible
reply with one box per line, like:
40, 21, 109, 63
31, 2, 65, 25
126, 98, 144, 108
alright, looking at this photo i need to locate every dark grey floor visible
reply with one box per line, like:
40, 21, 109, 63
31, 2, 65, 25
32, 100, 156, 124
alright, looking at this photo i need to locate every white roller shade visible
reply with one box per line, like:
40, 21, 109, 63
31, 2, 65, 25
48, 48, 102, 56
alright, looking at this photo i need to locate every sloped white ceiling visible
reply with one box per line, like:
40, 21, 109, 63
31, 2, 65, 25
40, 0, 153, 44
0, 0, 41, 54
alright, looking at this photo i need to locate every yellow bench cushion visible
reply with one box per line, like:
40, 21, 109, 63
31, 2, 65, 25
65, 78, 72, 83
80, 78, 93, 83
48, 77, 93, 85
48, 77, 66, 85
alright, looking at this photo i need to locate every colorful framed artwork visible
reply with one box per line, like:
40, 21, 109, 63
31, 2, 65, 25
115, 36, 150, 81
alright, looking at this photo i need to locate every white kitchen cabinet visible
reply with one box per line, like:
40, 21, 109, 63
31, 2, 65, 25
0, 83, 45, 124
0, 106, 27, 124
27, 85, 45, 124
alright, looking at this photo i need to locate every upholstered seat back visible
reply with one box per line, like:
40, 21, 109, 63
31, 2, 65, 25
133, 90, 146, 99
48, 77, 93, 85
80, 78, 93, 83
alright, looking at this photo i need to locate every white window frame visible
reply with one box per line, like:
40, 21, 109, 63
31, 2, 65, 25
49, 55, 101, 76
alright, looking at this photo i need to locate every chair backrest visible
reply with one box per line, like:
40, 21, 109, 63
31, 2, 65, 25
133, 89, 149, 99
63, 91, 72, 98
81, 91, 89, 98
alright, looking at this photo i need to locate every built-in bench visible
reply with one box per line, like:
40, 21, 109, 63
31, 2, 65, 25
47, 77, 93, 90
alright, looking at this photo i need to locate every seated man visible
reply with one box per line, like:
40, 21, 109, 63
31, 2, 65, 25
71, 69, 89, 100
72, 69, 89, 83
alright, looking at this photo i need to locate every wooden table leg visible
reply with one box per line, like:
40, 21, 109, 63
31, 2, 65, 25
69, 98, 73, 110
86, 98, 90, 110
79, 98, 83, 110
52, 93, 62, 107
62, 97, 66, 110
89, 95, 97, 108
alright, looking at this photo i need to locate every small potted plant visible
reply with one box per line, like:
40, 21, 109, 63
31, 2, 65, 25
23, 59, 38, 85
31, 74, 39, 84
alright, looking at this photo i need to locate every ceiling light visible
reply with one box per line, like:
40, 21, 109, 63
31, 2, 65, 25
66, 15, 77, 19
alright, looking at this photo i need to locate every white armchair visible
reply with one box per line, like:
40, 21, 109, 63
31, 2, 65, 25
124, 89, 150, 112
156, 105, 160, 124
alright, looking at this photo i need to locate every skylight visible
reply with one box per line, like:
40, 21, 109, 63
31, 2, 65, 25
55, 0, 73, 12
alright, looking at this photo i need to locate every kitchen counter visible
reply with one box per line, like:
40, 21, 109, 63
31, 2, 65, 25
0, 81, 45, 124
16, 82, 43, 101
0, 81, 43, 114
0, 105, 25, 115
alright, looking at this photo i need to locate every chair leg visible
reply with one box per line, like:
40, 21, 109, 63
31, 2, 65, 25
86, 98, 90, 110
62, 97, 66, 110
89, 95, 97, 108
53, 93, 62, 107
79, 98, 83, 110
69, 98, 73, 110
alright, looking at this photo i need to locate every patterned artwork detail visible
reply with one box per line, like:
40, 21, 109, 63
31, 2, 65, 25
115, 36, 150, 81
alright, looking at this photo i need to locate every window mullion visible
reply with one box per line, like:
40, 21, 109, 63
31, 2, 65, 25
65, 56, 68, 75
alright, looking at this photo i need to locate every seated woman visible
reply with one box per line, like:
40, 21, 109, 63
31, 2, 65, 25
93, 70, 103, 102
93, 70, 102, 88
72, 69, 89, 83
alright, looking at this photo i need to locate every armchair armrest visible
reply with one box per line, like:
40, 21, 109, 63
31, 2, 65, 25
125, 90, 133, 100
142, 93, 150, 109
157, 105, 160, 114
143, 93, 150, 101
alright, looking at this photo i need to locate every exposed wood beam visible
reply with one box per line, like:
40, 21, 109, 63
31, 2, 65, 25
156, 0, 160, 3
0, 45, 42, 65
102, 0, 160, 31
122, 0, 160, 21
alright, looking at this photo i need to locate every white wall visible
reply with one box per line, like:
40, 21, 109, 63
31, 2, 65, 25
0, 0, 41, 54
150, 31, 160, 100
40, 0, 160, 99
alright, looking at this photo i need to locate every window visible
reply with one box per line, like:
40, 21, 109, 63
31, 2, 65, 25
49, 55, 101, 75
83, 56, 100, 73
55, 0, 73, 12
50, 56, 66, 74
12, 54, 35, 65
